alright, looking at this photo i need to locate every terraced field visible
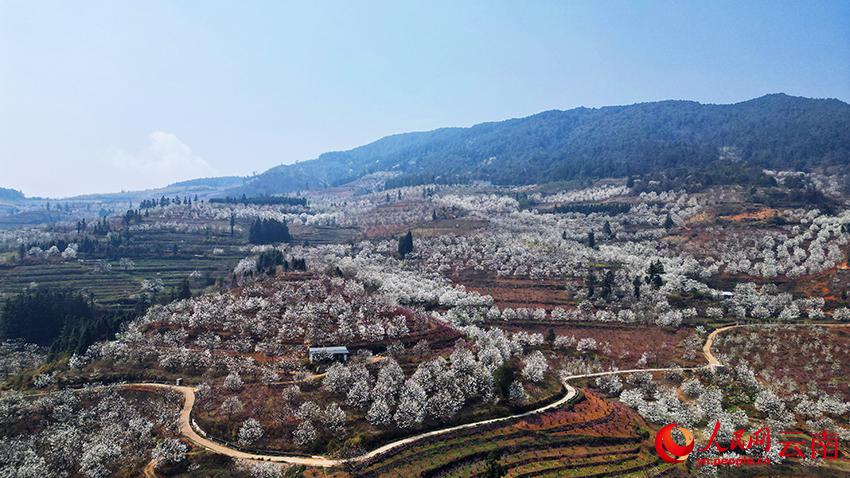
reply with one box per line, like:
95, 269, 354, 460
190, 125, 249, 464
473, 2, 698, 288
452, 269, 576, 311
0, 229, 246, 307
309, 390, 678, 478
290, 224, 362, 245
0, 261, 140, 303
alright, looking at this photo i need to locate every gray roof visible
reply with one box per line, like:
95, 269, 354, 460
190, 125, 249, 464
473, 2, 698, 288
309, 346, 349, 354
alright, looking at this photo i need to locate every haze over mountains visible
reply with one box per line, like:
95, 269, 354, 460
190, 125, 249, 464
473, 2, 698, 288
4, 94, 850, 201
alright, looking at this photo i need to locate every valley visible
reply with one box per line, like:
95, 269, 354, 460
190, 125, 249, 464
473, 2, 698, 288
2, 165, 850, 476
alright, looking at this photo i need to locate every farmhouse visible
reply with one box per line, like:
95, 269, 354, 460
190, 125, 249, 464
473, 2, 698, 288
308, 346, 350, 363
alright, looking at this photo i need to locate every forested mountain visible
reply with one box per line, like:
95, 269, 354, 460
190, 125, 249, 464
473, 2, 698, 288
0, 188, 25, 202
231, 94, 850, 194
167, 176, 245, 188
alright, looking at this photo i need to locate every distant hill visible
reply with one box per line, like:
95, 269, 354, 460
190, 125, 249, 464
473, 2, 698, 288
167, 176, 245, 188
0, 187, 25, 202
230, 93, 850, 194
64, 177, 247, 203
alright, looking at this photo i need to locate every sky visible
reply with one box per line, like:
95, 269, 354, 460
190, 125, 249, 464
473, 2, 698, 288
1, 0, 848, 198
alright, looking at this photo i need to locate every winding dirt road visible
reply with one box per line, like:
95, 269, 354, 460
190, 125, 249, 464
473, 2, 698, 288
129, 380, 581, 467
702, 323, 738, 366
78, 322, 850, 468
132, 323, 741, 468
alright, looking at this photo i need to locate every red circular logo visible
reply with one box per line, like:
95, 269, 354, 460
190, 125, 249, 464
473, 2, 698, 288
655, 423, 695, 463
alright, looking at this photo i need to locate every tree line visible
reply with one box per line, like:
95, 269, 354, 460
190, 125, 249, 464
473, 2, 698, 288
0, 288, 147, 356
255, 249, 307, 275
139, 195, 199, 209
210, 194, 307, 206
554, 203, 631, 215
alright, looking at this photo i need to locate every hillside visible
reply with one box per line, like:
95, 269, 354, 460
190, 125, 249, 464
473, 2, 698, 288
167, 176, 245, 189
231, 94, 850, 195
0, 188, 25, 202
64, 176, 246, 203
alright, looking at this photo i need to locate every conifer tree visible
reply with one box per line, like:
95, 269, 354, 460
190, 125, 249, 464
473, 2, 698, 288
178, 278, 192, 300
585, 271, 598, 298
664, 213, 674, 230
603, 221, 613, 239
249, 218, 291, 244
398, 231, 414, 258
601, 270, 614, 299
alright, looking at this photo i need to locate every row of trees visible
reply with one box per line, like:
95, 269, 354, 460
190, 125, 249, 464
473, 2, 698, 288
210, 195, 307, 206
554, 202, 631, 215
139, 195, 198, 209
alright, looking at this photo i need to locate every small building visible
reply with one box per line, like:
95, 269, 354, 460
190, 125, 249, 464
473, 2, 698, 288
308, 346, 349, 363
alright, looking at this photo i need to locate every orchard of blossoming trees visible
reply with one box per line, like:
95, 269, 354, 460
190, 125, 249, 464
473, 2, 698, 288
2, 169, 850, 476
609, 343, 850, 474
0, 387, 183, 478
77, 274, 442, 383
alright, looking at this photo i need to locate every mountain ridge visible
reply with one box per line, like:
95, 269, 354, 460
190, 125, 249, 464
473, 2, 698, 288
7, 94, 848, 200
229, 93, 850, 195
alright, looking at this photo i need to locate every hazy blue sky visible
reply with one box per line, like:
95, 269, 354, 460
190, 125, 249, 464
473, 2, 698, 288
1, 0, 848, 198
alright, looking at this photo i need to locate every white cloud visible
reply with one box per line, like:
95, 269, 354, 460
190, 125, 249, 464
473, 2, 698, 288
112, 131, 216, 186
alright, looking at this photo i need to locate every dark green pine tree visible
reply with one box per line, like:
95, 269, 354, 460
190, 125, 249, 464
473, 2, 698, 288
248, 218, 291, 244
649, 261, 665, 276
663, 213, 674, 230
603, 220, 614, 239
645, 260, 665, 289
178, 278, 192, 300
587, 231, 596, 249
398, 231, 414, 258
601, 270, 614, 299
585, 271, 598, 298
483, 451, 506, 478
492, 363, 516, 401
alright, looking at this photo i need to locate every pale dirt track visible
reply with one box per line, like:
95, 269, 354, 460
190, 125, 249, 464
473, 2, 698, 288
53, 323, 850, 468
142, 458, 159, 478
